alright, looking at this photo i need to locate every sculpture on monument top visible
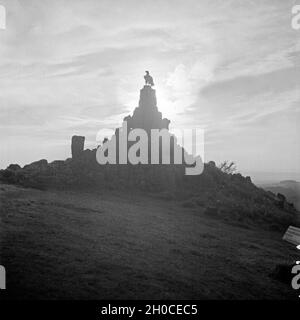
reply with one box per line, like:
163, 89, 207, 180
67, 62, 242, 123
144, 71, 154, 86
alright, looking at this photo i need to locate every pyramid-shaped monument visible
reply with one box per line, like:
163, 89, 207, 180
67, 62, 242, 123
124, 84, 170, 132
112, 72, 180, 166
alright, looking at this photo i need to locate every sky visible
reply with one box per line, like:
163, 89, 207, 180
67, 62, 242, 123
0, 0, 299, 177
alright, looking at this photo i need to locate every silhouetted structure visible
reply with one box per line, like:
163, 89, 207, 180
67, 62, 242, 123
124, 84, 170, 132
113, 81, 177, 165
71, 135, 85, 159
0, 74, 297, 231
144, 71, 154, 86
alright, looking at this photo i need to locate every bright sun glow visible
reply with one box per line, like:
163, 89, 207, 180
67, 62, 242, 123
155, 84, 177, 120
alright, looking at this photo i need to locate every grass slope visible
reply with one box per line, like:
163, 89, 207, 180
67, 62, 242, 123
0, 183, 298, 300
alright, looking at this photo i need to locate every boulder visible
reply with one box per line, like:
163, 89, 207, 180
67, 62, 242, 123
245, 176, 252, 183
207, 161, 216, 168
50, 160, 65, 169
276, 193, 286, 209
23, 159, 48, 171
277, 193, 286, 202
6, 164, 21, 171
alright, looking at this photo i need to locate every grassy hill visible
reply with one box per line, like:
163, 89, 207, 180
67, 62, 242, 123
1, 183, 299, 300
260, 180, 300, 211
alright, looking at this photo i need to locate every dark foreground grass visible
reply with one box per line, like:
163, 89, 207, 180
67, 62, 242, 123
0, 183, 298, 299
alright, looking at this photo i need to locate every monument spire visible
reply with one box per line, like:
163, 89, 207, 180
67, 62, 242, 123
122, 73, 170, 132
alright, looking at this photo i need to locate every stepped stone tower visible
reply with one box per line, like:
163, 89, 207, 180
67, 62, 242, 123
123, 85, 170, 132
113, 73, 174, 164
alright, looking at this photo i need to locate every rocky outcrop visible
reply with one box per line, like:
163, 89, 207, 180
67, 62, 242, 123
0, 81, 298, 230
276, 192, 295, 211
6, 164, 21, 171
23, 159, 48, 172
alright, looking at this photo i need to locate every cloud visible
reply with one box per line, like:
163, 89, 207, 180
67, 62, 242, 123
0, 0, 299, 173
201, 66, 300, 101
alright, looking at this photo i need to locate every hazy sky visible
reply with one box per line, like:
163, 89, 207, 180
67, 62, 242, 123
0, 0, 299, 175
